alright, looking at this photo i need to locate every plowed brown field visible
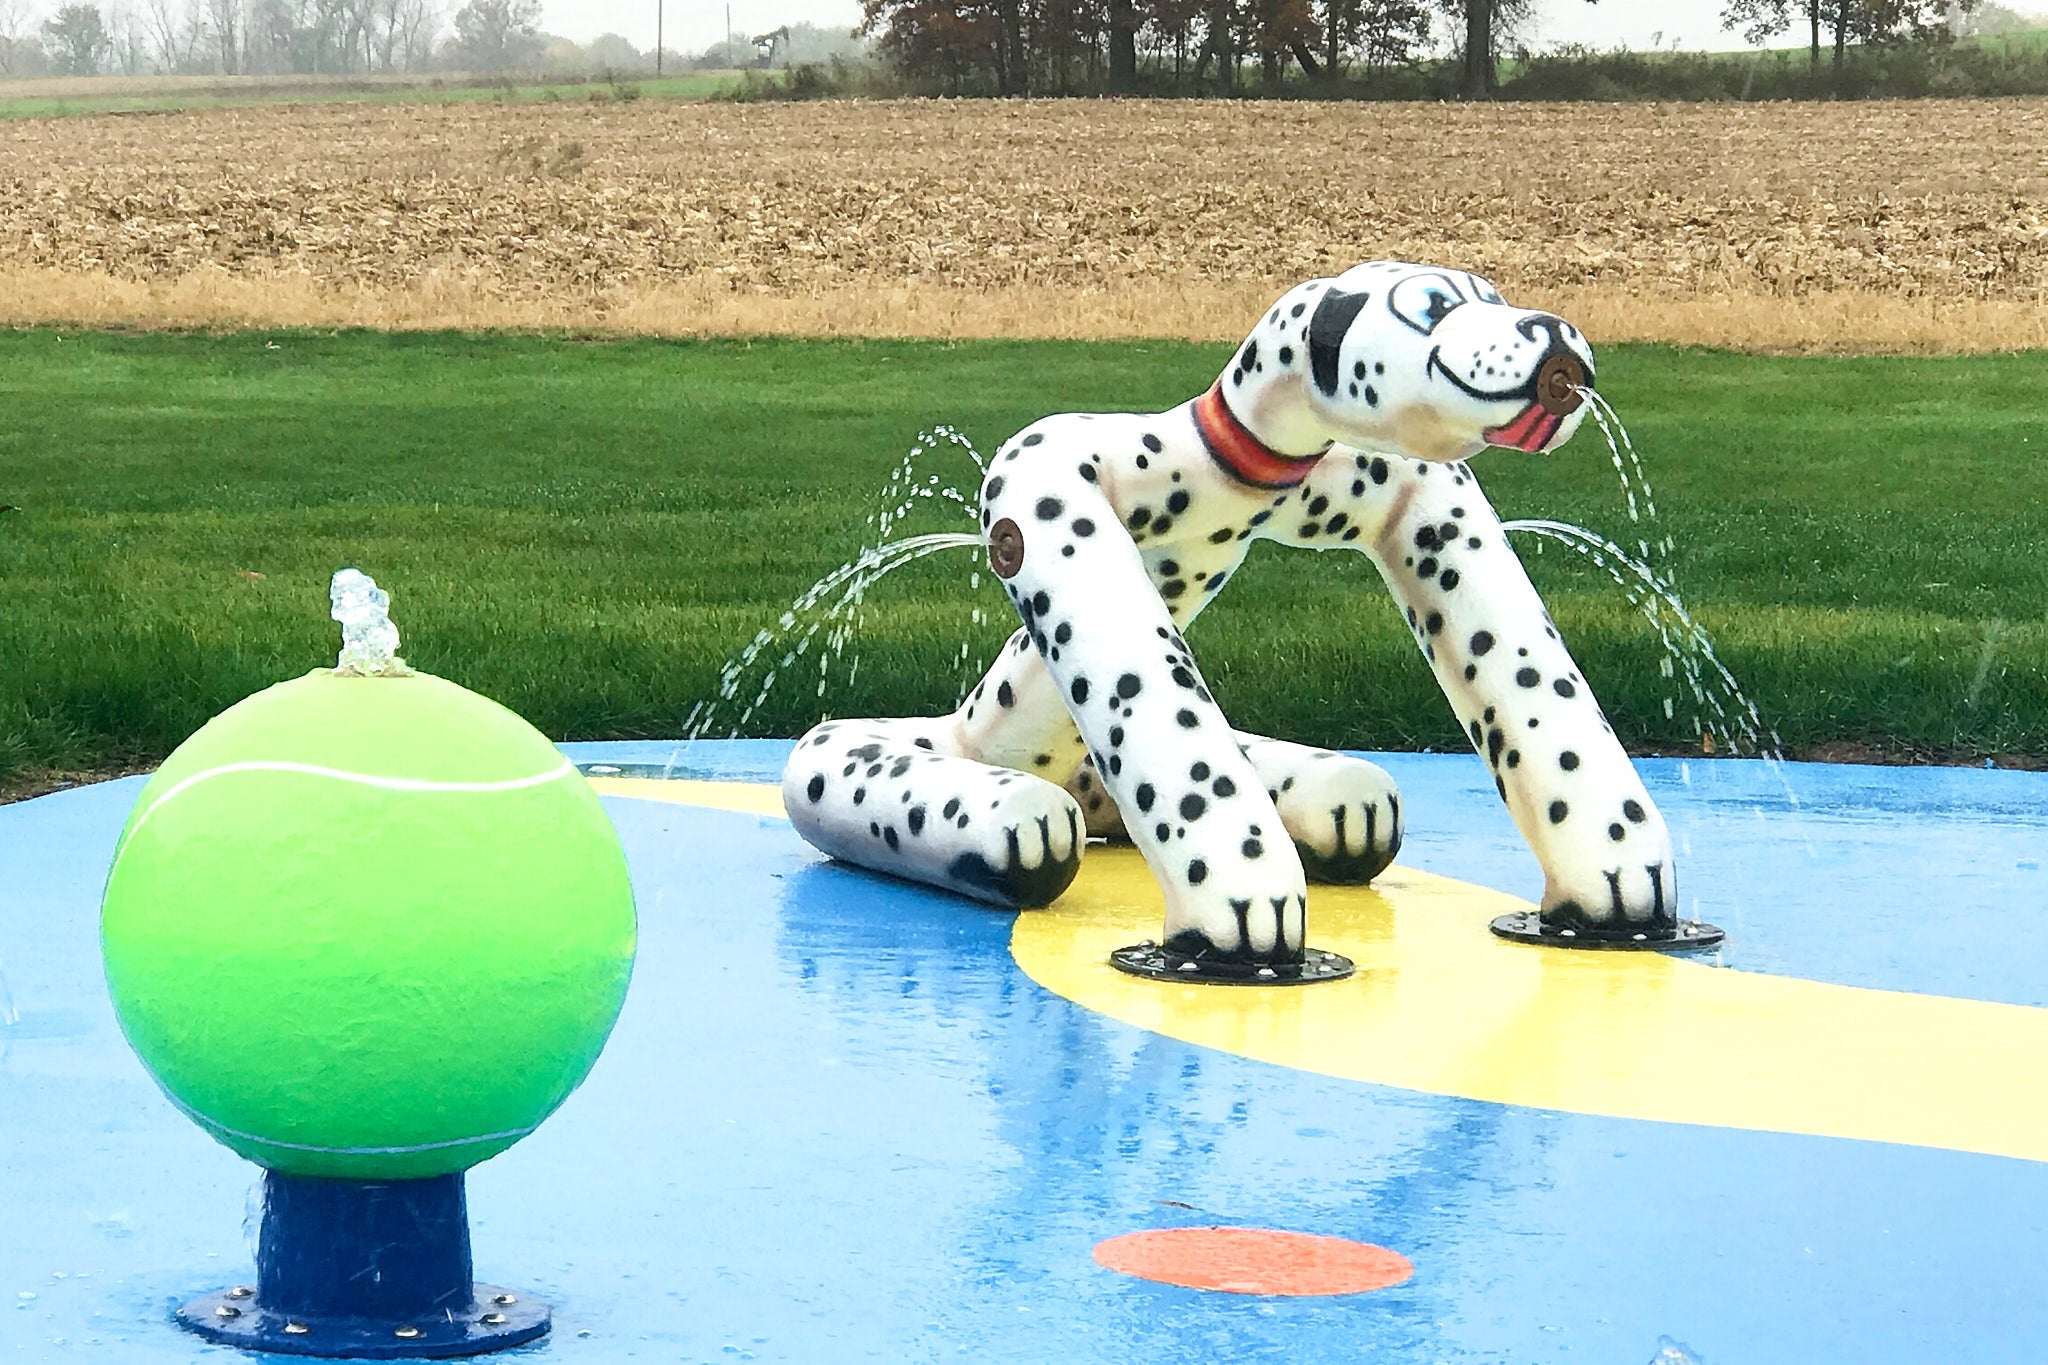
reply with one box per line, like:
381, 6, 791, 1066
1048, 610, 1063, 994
6, 97, 2048, 349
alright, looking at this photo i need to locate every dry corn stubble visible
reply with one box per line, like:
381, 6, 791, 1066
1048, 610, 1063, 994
5, 97, 2048, 350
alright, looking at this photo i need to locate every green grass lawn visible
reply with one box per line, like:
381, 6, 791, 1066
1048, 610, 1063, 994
1, 329, 2043, 794
0, 71, 742, 120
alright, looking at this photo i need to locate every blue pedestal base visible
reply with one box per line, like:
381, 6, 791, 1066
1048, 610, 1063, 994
174, 1171, 550, 1359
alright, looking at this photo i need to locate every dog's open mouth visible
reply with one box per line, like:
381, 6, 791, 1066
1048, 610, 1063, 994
1483, 400, 1566, 452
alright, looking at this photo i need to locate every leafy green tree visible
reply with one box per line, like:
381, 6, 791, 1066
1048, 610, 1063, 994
1439, 0, 1592, 96
1723, 0, 1976, 80
1348, 0, 1430, 72
42, 3, 112, 74
449, 0, 541, 70
1959, 2, 2037, 36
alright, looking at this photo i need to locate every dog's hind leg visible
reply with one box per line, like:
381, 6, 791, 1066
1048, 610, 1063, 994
782, 716, 1084, 909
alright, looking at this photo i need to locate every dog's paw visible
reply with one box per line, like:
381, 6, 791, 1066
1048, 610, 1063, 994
1265, 751, 1404, 886
940, 780, 1085, 909
1161, 888, 1307, 965
1539, 815, 1678, 936
785, 729, 1083, 910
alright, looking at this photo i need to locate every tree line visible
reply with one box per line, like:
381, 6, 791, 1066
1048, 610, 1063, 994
851, 0, 1990, 97
0, 0, 837, 78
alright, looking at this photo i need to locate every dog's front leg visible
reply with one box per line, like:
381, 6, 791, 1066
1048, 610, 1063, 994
979, 434, 1308, 967
1285, 456, 1678, 934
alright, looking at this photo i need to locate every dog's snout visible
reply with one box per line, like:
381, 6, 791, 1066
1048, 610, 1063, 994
1517, 315, 1590, 417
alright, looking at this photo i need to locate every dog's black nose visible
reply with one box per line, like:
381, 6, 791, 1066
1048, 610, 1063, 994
1517, 315, 1590, 417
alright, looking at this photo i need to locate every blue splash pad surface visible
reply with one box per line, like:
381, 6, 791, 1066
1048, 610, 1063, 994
3, 744, 2046, 1363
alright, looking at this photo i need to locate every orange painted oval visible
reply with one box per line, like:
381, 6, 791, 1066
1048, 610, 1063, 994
1093, 1227, 1414, 1297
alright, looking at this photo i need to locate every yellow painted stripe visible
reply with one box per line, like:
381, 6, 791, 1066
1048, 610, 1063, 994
1016, 851, 2048, 1164
596, 776, 2048, 1163
587, 775, 789, 819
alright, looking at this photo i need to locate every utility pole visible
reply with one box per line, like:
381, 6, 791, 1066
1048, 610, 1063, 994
656, 0, 663, 75
726, 5, 732, 66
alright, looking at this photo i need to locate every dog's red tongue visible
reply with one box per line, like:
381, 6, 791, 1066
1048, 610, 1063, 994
1484, 400, 1564, 453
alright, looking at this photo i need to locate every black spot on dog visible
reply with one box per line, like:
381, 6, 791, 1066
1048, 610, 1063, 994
1071, 677, 1090, 705
806, 774, 825, 802
1549, 800, 1569, 824
1307, 288, 1373, 395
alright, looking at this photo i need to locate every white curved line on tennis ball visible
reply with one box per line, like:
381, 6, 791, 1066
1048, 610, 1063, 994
168, 1086, 541, 1155
119, 757, 580, 849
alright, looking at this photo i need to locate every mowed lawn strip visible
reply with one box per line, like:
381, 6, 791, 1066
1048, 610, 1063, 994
1, 329, 2043, 793
0, 73, 742, 120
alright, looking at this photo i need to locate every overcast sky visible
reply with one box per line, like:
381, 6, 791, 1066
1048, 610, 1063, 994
543, 0, 2043, 60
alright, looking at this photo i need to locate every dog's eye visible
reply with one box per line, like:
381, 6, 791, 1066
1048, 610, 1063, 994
1390, 273, 1467, 335
1464, 275, 1505, 305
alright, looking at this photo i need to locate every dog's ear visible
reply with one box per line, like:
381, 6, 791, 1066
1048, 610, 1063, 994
1306, 289, 1373, 397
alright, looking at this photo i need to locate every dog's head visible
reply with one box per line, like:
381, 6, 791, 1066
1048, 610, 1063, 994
1230, 261, 1597, 463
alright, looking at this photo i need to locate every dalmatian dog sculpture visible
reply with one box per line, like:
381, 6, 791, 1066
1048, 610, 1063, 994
783, 260, 1680, 978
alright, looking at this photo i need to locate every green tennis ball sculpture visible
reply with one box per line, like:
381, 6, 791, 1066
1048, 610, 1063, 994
101, 570, 636, 1359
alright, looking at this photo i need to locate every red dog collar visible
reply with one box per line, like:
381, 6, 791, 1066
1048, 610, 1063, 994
1193, 384, 1326, 489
